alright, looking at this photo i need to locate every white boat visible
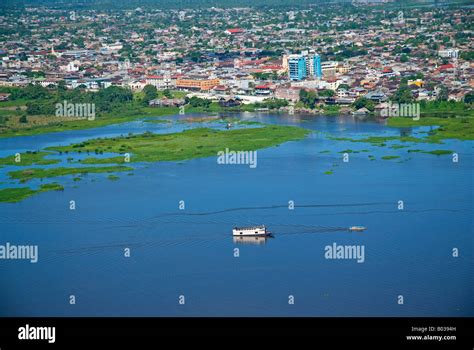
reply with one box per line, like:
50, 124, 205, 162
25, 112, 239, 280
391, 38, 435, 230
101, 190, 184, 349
232, 225, 270, 237
349, 226, 366, 232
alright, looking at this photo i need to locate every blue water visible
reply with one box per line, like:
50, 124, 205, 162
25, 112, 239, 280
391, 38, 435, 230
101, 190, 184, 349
0, 113, 472, 316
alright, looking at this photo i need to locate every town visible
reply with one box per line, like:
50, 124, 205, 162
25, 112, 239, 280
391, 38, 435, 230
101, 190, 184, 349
0, 1, 472, 132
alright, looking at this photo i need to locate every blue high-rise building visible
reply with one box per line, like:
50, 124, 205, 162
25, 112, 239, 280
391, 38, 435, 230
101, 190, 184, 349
313, 54, 322, 79
288, 55, 307, 81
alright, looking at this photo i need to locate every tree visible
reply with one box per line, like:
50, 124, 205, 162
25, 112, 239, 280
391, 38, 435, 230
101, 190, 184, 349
142, 84, 158, 105
19, 115, 28, 123
464, 92, 474, 104
299, 89, 318, 109
186, 96, 211, 108
460, 51, 474, 61
437, 85, 448, 102
400, 54, 409, 63
392, 85, 414, 104
22, 84, 50, 100
353, 97, 374, 112
57, 80, 67, 91
319, 89, 335, 97
163, 89, 173, 99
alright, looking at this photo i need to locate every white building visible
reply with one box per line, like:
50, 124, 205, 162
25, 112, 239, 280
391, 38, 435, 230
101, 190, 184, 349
438, 49, 460, 59
145, 75, 173, 89
62, 61, 80, 73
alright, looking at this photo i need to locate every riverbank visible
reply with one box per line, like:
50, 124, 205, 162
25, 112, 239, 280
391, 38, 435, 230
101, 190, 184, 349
0, 106, 179, 138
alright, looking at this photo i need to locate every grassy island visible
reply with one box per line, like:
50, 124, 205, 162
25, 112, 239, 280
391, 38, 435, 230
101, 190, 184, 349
0, 151, 59, 166
386, 116, 474, 142
0, 183, 64, 203
8, 165, 133, 182
47, 125, 311, 164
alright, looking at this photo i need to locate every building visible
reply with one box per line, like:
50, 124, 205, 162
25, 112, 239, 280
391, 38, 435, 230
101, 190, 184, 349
225, 28, 244, 35
255, 84, 272, 96
438, 49, 459, 59
218, 97, 241, 107
145, 75, 173, 89
275, 87, 301, 102
288, 51, 322, 80
176, 77, 220, 91
321, 61, 338, 76
365, 90, 388, 103
288, 55, 307, 81
302, 51, 322, 79
0, 93, 11, 101
149, 97, 185, 107
313, 54, 322, 79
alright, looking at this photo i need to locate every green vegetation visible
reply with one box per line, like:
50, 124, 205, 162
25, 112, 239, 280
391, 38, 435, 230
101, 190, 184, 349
8, 165, 133, 182
47, 125, 310, 164
381, 155, 400, 160
390, 144, 409, 149
387, 117, 474, 142
322, 105, 341, 115
0, 183, 64, 203
324, 170, 334, 175
186, 96, 212, 109
142, 85, 158, 106
419, 101, 472, 117
299, 89, 319, 109
254, 98, 288, 110
0, 106, 179, 138
80, 156, 125, 164
144, 118, 172, 124
422, 150, 453, 156
107, 174, 120, 181
368, 155, 376, 161
0, 151, 59, 166
353, 97, 375, 112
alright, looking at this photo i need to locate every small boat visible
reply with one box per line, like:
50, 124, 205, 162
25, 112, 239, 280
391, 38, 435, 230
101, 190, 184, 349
349, 226, 366, 232
232, 225, 271, 237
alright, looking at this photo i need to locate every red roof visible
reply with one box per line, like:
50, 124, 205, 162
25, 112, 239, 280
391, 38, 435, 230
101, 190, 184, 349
227, 28, 244, 34
255, 84, 271, 89
146, 75, 163, 79
261, 65, 282, 70
439, 64, 454, 71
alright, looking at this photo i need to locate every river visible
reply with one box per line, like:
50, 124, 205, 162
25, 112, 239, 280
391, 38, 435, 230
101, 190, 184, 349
0, 112, 472, 316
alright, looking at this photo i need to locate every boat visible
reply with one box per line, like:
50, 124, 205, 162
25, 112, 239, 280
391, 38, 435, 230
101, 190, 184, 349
349, 226, 366, 232
232, 225, 271, 237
